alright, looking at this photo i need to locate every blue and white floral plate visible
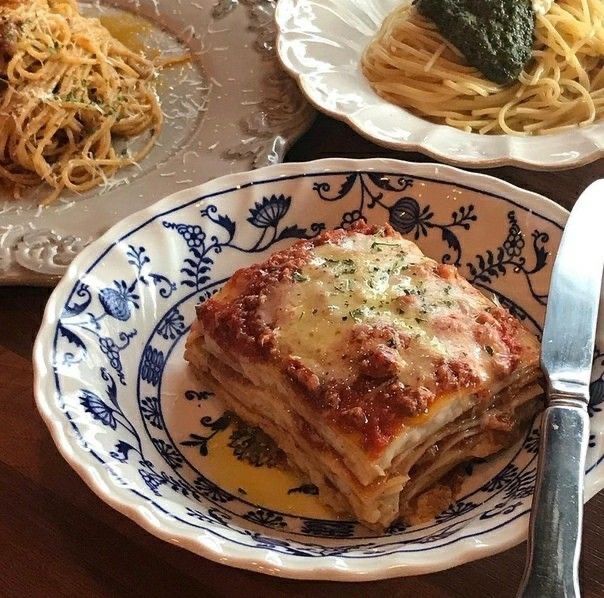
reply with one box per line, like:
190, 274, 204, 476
34, 159, 604, 580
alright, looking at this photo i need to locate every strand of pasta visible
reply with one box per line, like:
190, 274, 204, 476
361, 0, 604, 135
0, 0, 164, 203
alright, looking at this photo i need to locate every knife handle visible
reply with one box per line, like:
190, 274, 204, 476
517, 402, 590, 598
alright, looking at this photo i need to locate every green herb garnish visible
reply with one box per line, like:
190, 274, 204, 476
334, 279, 351, 292
349, 308, 364, 321
371, 241, 398, 250
292, 272, 308, 283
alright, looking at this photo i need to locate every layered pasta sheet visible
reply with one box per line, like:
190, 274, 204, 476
185, 222, 542, 527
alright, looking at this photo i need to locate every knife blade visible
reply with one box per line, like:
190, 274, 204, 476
518, 180, 604, 598
541, 181, 604, 393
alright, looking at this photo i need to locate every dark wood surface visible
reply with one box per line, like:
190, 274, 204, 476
1, 113, 603, 598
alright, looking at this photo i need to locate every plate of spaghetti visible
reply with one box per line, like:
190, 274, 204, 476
0, 0, 314, 284
0, 0, 175, 204
276, 0, 603, 169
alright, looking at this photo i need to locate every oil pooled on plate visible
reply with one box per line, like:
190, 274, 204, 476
162, 354, 342, 519
98, 11, 155, 56
201, 419, 338, 518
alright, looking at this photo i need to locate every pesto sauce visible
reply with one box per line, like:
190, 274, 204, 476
415, 0, 535, 85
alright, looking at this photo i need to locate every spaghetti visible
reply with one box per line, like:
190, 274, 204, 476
0, 0, 165, 203
361, 0, 604, 135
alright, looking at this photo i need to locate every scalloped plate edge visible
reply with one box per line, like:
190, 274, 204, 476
274, 0, 604, 172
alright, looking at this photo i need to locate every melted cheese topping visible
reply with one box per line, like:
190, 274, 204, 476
259, 232, 506, 392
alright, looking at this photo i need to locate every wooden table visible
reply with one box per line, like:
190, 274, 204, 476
1, 113, 603, 597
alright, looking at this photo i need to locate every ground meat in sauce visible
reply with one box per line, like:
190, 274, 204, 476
341, 406, 368, 426
434, 263, 457, 281
359, 345, 400, 378
435, 357, 481, 391
349, 323, 411, 380
378, 381, 435, 417
350, 322, 412, 350
432, 313, 465, 333
303, 376, 438, 454
474, 306, 523, 372
196, 239, 314, 359
286, 356, 321, 394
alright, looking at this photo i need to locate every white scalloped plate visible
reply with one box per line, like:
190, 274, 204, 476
275, 0, 603, 171
0, 0, 314, 285
34, 158, 603, 580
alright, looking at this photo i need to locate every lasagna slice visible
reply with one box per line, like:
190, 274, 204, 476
185, 221, 542, 528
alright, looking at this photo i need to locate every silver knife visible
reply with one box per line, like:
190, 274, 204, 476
518, 180, 604, 598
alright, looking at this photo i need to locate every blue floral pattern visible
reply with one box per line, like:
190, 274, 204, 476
412, 522, 466, 544
301, 519, 355, 538
99, 280, 139, 321
186, 506, 232, 526
248, 194, 291, 228
385, 521, 408, 534
54, 244, 175, 384
228, 421, 284, 468
181, 415, 231, 457
141, 347, 164, 386
157, 308, 186, 340
312, 173, 477, 265
79, 389, 117, 430
140, 396, 162, 429
193, 476, 233, 503
163, 196, 324, 291
523, 429, 540, 454
589, 348, 604, 419
152, 439, 184, 469
435, 501, 479, 523
245, 509, 287, 529
288, 484, 319, 496
466, 212, 549, 305
48, 168, 603, 561
481, 463, 520, 493
184, 389, 214, 401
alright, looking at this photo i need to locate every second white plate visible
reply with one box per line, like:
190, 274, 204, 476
0, 0, 314, 285
276, 0, 604, 172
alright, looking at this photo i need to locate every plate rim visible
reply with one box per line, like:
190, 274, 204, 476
274, 0, 604, 172
35, 157, 604, 581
